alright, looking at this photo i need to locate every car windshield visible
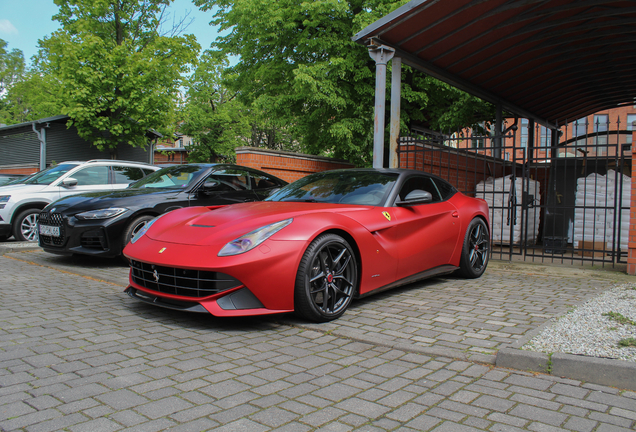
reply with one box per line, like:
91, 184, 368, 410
130, 165, 209, 189
23, 163, 80, 185
267, 170, 398, 205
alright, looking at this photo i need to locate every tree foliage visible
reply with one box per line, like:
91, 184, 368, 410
179, 50, 249, 162
0, 40, 62, 125
194, 0, 494, 165
0, 39, 25, 95
40, 0, 200, 156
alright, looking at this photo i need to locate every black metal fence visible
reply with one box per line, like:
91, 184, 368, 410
400, 118, 633, 266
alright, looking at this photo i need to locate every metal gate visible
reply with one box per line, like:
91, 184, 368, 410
399, 119, 632, 267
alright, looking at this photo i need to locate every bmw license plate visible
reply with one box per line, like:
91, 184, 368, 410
39, 224, 60, 237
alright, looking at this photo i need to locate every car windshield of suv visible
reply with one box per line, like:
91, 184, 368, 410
267, 170, 398, 205
130, 165, 209, 189
23, 163, 81, 185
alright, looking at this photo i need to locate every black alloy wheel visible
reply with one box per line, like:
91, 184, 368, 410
295, 233, 358, 322
458, 218, 490, 278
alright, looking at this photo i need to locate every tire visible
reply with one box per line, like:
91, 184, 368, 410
294, 233, 358, 322
122, 215, 155, 249
13, 208, 41, 242
457, 218, 490, 278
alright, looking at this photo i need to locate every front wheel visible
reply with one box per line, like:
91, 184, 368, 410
122, 215, 155, 249
457, 218, 490, 278
13, 208, 41, 242
294, 234, 358, 322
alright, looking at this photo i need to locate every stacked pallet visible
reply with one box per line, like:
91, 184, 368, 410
573, 170, 631, 250
475, 175, 541, 244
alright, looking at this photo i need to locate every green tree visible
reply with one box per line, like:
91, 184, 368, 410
0, 39, 25, 95
195, 0, 494, 165
180, 50, 249, 162
0, 72, 63, 124
40, 0, 200, 157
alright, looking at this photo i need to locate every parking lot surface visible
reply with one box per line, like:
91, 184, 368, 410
1, 248, 635, 431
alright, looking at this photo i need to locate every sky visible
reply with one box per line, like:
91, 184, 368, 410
0, 0, 223, 63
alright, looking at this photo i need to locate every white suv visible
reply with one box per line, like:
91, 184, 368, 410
0, 160, 159, 242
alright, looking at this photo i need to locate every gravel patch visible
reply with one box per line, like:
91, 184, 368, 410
523, 283, 636, 362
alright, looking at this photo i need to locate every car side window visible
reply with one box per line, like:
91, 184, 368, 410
71, 166, 110, 186
251, 172, 280, 190
204, 169, 248, 191
112, 166, 145, 185
432, 178, 456, 200
398, 176, 442, 203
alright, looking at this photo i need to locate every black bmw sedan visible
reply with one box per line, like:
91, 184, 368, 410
37, 163, 287, 258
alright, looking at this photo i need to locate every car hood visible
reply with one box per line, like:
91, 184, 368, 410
0, 184, 47, 193
144, 201, 375, 246
46, 188, 182, 213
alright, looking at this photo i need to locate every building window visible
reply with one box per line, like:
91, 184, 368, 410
520, 119, 528, 148
539, 126, 551, 147
626, 114, 636, 144
573, 117, 587, 138
594, 114, 609, 154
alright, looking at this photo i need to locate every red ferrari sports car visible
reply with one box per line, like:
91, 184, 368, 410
123, 168, 490, 322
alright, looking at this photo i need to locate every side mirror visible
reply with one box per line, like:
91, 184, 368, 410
61, 177, 78, 188
396, 189, 433, 206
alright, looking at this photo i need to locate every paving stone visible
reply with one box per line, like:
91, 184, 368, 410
2, 252, 636, 432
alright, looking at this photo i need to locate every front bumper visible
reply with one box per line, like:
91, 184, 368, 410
123, 236, 305, 317
38, 211, 129, 258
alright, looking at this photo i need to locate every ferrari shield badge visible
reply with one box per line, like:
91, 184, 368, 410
158, 247, 166, 254
382, 211, 391, 221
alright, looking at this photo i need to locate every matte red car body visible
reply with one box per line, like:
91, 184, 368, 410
123, 192, 489, 317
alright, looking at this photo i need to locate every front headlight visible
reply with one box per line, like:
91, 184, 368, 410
75, 208, 128, 220
0, 196, 10, 203
218, 218, 293, 256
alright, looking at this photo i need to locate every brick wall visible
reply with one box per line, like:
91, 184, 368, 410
235, 147, 355, 183
398, 141, 510, 195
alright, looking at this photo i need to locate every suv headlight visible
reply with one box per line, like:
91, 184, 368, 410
75, 208, 127, 220
219, 219, 293, 256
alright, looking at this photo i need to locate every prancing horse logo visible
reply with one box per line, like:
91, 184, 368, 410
153, 269, 159, 283
382, 211, 391, 221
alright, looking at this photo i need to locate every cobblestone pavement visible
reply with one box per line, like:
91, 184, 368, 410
1, 250, 635, 431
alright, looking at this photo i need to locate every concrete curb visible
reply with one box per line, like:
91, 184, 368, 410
496, 348, 636, 391
0, 241, 41, 256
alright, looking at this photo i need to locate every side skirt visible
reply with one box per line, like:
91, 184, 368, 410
356, 265, 459, 299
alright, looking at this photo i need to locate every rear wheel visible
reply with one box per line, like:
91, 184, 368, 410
457, 218, 489, 278
294, 234, 358, 322
13, 209, 40, 242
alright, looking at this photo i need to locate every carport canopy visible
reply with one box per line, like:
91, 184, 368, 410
353, 0, 636, 128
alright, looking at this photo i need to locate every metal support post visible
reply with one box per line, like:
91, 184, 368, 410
368, 44, 395, 168
389, 57, 401, 168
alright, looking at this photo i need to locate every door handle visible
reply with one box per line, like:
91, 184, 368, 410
451, 211, 459, 218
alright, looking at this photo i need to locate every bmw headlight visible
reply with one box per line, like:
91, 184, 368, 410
130, 216, 161, 244
75, 208, 127, 220
0, 196, 10, 203
219, 218, 293, 256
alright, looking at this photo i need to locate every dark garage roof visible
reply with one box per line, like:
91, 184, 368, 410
354, 0, 636, 127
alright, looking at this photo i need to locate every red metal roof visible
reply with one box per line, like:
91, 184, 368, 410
353, 0, 636, 127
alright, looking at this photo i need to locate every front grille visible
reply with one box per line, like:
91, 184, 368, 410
130, 260, 242, 298
38, 212, 65, 246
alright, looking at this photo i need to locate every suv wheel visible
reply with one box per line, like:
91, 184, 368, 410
13, 209, 40, 242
